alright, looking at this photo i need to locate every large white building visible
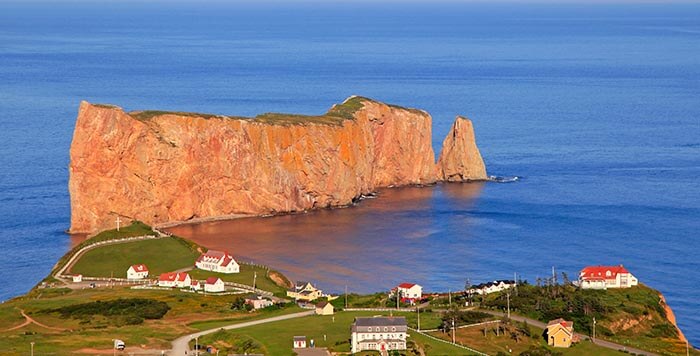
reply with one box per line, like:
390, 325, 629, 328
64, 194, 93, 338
158, 272, 191, 288
351, 316, 407, 354
579, 265, 638, 289
127, 264, 149, 280
195, 250, 240, 274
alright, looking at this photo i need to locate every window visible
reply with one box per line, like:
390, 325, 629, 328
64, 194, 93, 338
384, 327, 388, 331
375, 327, 380, 331
368, 327, 372, 332
391, 327, 396, 331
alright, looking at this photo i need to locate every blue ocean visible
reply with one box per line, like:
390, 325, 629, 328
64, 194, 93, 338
1, 0, 698, 345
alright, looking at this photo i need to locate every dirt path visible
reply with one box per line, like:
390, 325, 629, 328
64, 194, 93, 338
3, 309, 70, 332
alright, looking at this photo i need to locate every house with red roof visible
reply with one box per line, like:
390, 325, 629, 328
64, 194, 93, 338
393, 283, 423, 303
546, 318, 574, 348
195, 250, 240, 274
579, 265, 638, 290
204, 277, 225, 293
126, 264, 149, 280
157, 272, 191, 288
190, 279, 201, 291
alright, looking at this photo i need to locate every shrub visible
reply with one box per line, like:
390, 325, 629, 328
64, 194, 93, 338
45, 298, 170, 325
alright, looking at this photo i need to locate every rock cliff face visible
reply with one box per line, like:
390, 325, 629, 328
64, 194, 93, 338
69, 96, 487, 233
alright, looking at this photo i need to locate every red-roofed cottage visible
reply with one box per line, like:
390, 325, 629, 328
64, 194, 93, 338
394, 283, 423, 303
127, 264, 149, 280
579, 265, 638, 289
195, 250, 240, 274
204, 277, 225, 293
158, 272, 191, 288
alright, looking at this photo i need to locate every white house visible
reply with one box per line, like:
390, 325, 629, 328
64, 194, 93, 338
158, 272, 191, 288
394, 283, 422, 303
579, 265, 638, 289
287, 281, 323, 301
468, 280, 516, 295
293, 336, 307, 349
245, 295, 273, 310
195, 250, 239, 274
204, 277, 225, 293
72, 274, 82, 283
351, 316, 407, 354
126, 264, 149, 280
190, 280, 201, 291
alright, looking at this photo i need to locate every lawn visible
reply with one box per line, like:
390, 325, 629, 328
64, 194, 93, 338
188, 264, 287, 294
50, 221, 156, 278
71, 237, 200, 278
191, 310, 475, 355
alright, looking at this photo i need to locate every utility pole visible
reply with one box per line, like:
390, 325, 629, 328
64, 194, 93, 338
417, 306, 421, 331
514, 272, 518, 296
396, 289, 400, 309
506, 289, 511, 319
452, 317, 456, 343
195, 336, 199, 356
116, 216, 121, 231
345, 285, 348, 309
448, 289, 452, 307
253, 271, 257, 290
592, 317, 596, 343
30, 342, 34, 356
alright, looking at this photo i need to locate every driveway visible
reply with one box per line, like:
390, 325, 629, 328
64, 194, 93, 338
170, 310, 315, 355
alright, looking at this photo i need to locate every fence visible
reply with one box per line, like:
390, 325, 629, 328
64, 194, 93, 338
55, 234, 162, 280
408, 327, 489, 356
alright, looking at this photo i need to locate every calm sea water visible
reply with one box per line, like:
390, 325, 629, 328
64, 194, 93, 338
1, 0, 698, 345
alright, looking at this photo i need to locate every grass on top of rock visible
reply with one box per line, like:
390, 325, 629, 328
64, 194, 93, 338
70, 236, 200, 278
125, 96, 435, 126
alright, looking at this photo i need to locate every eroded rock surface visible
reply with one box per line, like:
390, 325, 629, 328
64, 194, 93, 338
69, 97, 487, 233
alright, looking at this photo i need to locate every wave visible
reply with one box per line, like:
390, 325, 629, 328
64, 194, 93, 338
488, 175, 521, 183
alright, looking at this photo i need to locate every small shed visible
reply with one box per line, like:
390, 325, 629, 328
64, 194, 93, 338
315, 301, 334, 315
293, 335, 307, 349
72, 274, 83, 283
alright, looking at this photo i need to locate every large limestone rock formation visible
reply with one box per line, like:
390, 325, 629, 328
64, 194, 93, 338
69, 96, 487, 233
437, 116, 487, 182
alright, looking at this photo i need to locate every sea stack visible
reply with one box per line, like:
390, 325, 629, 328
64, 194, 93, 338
437, 116, 487, 182
69, 96, 488, 234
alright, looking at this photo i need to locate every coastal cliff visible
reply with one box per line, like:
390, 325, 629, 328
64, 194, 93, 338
69, 96, 487, 233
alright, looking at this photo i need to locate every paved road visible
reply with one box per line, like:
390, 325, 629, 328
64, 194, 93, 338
170, 310, 315, 355
481, 310, 660, 356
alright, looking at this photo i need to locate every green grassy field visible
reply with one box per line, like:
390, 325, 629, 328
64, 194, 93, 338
190, 310, 474, 355
70, 237, 200, 278
189, 264, 286, 294
50, 221, 156, 279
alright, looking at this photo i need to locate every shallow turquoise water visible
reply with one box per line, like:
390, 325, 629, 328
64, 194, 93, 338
0, 1, 698, 344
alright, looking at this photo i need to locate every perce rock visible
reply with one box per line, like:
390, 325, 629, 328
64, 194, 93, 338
69, 96, 487, 234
